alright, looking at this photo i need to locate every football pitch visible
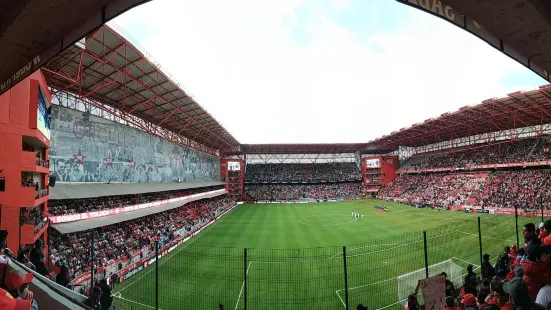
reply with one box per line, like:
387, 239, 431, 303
112, 200, 533, 310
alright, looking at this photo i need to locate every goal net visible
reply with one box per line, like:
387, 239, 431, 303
397, 259, 463, 304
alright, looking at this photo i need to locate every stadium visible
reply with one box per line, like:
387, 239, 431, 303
2, 1, 551, 310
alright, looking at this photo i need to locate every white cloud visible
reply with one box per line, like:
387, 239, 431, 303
330, 0, 352, 10
112, 0, 544, 144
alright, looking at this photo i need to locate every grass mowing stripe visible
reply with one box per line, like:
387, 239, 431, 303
113, 200, 530, 310
115, 204, 240, 295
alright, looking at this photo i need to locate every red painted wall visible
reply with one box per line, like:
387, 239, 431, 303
362, 155, 399, 192
380, 156, 399, 185
220, 158, 244, 197
0, 70, 50, 251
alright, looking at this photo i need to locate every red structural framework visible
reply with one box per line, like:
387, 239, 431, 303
238, 143, 370, 155
42, 25, 240, 157
362, 85, 551, 155
0, 0, 149, 97
40, 20, 551, 160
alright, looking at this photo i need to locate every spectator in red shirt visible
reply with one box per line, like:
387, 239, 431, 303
538, 223, 547, 241
542, 220, 551, 246
492, 281, 512, 310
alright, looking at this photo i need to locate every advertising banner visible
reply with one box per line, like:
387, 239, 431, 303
228, 162, 241, 171
71, 272, 91, 286
50, 189, 226, 224
366, 159, 380, 168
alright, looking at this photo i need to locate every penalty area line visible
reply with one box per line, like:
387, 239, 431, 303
234, 261, 252, 310
335, 289, 346, 308
114, 295, 159, 310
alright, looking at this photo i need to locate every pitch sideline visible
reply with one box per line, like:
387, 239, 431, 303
115, 204, 240, 296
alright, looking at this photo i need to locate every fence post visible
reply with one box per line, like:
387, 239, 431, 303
515, 206, 520, 249
423, 231, 429, 279
156, 242, 159, 310
478, 217, 483, 268
244, 248, 248, 310
90, 229, 95, 290
343, 246, 349, 310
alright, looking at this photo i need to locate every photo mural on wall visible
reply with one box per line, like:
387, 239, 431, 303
48, 105, 220, 183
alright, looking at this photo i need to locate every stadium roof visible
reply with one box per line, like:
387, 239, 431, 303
25, 1, 551, 156
50, 180, 225, 200
238, 143, 370, 155
399, 0, 551, 83
363, 84, 551, 152
0, 0, 149, 96
42, 25, 240, 156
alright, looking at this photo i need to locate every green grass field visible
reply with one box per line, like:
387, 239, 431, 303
111, 199, 535, 310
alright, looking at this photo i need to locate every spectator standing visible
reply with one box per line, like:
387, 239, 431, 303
482, 254, 496, 280
542, 220, 551, 246
521, 244, 551, 302
17, 247, 33, 271
496, 247, 511, 274
503, 277, 545, 310
85, 286, 102, 310
0, 230, 9, 256
99, 279, 112, 310
442, 272, 457, 298
464, 264, 478, 290
30, 239, 48, 276
539, 223, 548, 243
524, 224, 542, 247
55, 265, 72, 288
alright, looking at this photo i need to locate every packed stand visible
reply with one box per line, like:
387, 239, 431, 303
472, 169, 551, 210
378, 173, 488, 208
49, 195, 234, 278
379, 169, 551, 210
246, 182, 364, 200
400, 136, 551, 172
48, 185, 224, 216
245, 163, 362, 183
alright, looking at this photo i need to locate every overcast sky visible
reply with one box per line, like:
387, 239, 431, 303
112, 0, 546, 144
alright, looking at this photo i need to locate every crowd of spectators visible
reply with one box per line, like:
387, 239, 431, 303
21, 179, 38, 188
410, 222, 551, 310
473, 170, 551, 210
245, 163, 362, 183
401, 136, 551, 172
378, 174, 487, 207
378, 169, 551, 210
48, 185, 224, 216
246, 182, 364, 200
49, 195, 234, 278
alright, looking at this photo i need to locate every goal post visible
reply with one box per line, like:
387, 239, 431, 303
397, 259, 463, 303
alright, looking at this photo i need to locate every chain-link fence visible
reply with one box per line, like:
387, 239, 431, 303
79, 213, 536, 310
